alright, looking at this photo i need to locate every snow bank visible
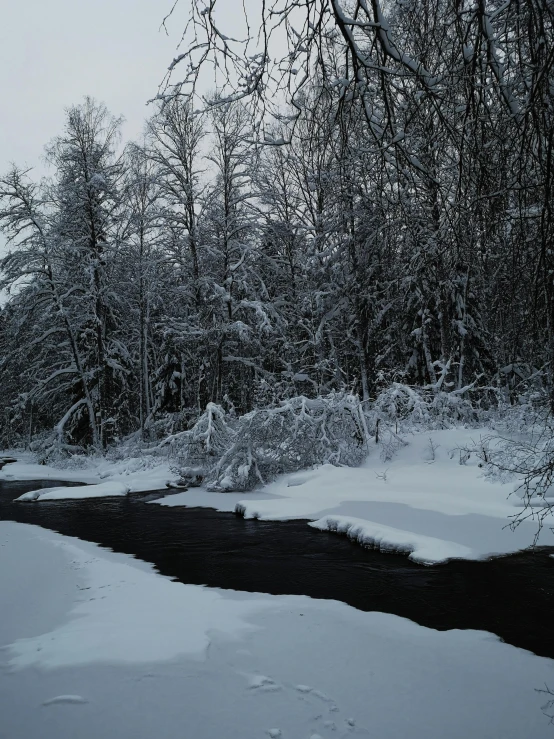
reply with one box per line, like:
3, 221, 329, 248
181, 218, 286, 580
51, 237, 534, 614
153, 487, 284, 512
1, 521, 554, 739
153, 428, 554, 563
236, 429, 520, 520
16, 481, 131, 502
5, 427, 554, 563
0, 451, 174, 493
230, 428, 554, 560
310, 515, 473, 564
3, 523, 272, 669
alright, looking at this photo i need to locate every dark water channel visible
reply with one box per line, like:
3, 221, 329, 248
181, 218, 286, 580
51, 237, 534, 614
1, 478, 553, 660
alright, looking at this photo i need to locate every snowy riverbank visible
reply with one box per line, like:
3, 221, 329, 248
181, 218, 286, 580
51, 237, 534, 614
0, 452, 175, 491
3, 426, 554, 563
1, 520, 553, 739
157, 427, 554, 563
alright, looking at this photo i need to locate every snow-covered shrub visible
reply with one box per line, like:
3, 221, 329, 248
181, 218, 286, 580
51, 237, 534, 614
29, 430, 86, 466
207, 394, 370, 491
157, 384, 504, 493
163, 403, 235, 486
488, 392, 550, 437
372, 382, 479, 430
493, 363, 550, 408
364, 382, 489, 462
52, 453, 91, 470
469, 406, 554, 538
146, 410, 193, 441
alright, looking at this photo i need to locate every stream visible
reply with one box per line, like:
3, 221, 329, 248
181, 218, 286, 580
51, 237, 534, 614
1, 478, 553, 659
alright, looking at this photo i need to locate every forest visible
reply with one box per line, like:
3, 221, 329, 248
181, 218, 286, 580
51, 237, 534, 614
3, 4, 554, 737
0, 0, 552, 475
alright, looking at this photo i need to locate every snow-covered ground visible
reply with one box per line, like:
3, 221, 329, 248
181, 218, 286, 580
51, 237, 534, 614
0, 451, 175, 491
3, 427, 554, 563
156, 428, 554, 563
16, 481, 131, 502
1, 520, 553, 739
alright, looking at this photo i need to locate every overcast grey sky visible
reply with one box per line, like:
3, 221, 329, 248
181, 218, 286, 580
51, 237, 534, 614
0, 0, 268, 178
0, 0, 263, 290
0, 0, 189, 175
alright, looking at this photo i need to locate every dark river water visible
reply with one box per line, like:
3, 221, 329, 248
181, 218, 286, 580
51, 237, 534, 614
1, 478, 553, 659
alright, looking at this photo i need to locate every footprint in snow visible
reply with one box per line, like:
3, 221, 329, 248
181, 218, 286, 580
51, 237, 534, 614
295, 684, 338, 709
249, 675, 282, 693
252, 676, 367, 737
42, 695, 88, 707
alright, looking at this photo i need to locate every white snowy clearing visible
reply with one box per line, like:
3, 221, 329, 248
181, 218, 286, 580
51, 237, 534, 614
1, 520, 553, 739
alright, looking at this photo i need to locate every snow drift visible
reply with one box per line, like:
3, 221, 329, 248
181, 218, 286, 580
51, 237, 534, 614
309, 515, 473, 564
16, 481, 130, 502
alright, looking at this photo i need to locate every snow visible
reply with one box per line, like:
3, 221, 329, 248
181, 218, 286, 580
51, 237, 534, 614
16, 481, 130, 502
309, 515, 473, 564
4, 524, 271, 670
42, 696, 88, 706
152, 487, 284, 512
0, 451, 174, 493
1, 521, 553, 738
154, 428, 554, 563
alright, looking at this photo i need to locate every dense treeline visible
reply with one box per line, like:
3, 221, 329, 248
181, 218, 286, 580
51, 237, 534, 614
0, 0, 553, 452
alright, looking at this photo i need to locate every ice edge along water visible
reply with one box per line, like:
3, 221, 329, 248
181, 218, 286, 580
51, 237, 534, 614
16, 481, 131, 502
308, 515, 474, 564
1, 520, 554, 739
4, 427, 554, 565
